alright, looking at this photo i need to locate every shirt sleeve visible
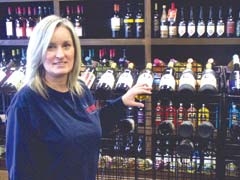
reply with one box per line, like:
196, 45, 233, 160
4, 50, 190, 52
6, 100, 35, 180
99, 96, 127, 136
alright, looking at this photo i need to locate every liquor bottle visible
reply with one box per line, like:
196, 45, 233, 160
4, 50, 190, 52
153, 2, 160, 38
198, 59, 218, 94
26, 6, 36, 38
168, 2, 177, 38
135, 2, 144, 38
158, 101, 176, 136
160, 5, 168, 38
137, 103, 145, 127
178, 7, 187, 38
111, 3, 121, 38
15, 6, 26, 39
206, 6, 215, 38
123, 3, 134, 38
177, 103, 194, 138
64, 5, 72, 22
74, 5, 84, 38
226, 7, 235, 38
95, 62, 117, 99
236, 10, 240, 37
187, 103, 197, 129
36, 6, 44, 23
159, 61, 176, 99
197, 103, 214, 138
135, 63, 154, 101
5, 6, 15, 39
178, 59, 196, 96
229, 102, 240, 141
155, 101, 165, 127
229, 54, 240, 95
216, 6, 225, 38
187, 6, 196, 38
118, 106, 135, 134
115, 62, 135, 94
197, 6, 206, 38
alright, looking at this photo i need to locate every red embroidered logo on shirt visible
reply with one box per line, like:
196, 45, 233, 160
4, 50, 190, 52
86, 104, 96, 113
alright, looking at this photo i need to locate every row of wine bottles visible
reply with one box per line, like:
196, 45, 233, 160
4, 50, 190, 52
154, 2, 240, 38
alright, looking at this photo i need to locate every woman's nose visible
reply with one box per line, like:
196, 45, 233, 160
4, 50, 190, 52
56, 47, 64, 59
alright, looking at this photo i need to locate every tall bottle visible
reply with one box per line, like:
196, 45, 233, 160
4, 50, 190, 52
153, 2, 160, 38
115, 62, 135, 94
198, 59, 218, 94
5, 7, 15, 39
111, 3, 121, 38
15, 7, 26, 39
160, 5, 168, 38
26, 6, 36, 38
226, 7, 235, 38
197, 6, 206, 38
64, 5, 72, 22
187, 6, 196, 38
123, 3, 134, 38
159, 61, 176, 99
137, 103, 145, 127
95, 62, 117, 99
178, 7, 187, 38
197, 103, 214, 138
178, 59, 196, 96
135, 63, 154, 101
206, 6, 215, 38
135, 2, 144, 38
236, 10, 240, 37
216, 7, 225, 38
74, 5, 84, 38
168, 2, 177, 38
229, 54, 240, 95
229, 102, 240, 141
155, 101, 165, 127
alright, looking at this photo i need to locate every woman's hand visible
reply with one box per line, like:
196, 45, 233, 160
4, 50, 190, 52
121, 83, 152, 107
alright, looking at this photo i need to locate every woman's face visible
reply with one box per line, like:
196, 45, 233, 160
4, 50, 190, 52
44, 25, 75, 81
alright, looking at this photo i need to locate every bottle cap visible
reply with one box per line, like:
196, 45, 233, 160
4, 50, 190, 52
146, 62, 152, 69
128, 62, 134, 69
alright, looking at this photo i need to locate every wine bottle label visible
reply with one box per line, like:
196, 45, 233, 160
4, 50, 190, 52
207, 25, 215, 36
135, 18, 144, 23
159, 74, 175, 90
178, 25, 186, 37
26, 27, 34, 38
226, 22, 235, 34
124, 19, 134, 23
16, 26, 23, 38
111, 17, 121, 31
116, 71, 133, 88
187, 24, 195, 36
179, 73, 196, 88
216, 25, 225, 36
153, 19, 159, 32
6, 21, 13, 36
169, 25, 177, 36
197, 25, 205, 37
75, 26, 83, 37
137, 72, 153, 87
160, 25, 168, 38
200, 73, 217, 88
98, 70, 115, 89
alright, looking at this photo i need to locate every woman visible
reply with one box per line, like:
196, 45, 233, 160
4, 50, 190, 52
5, 15, 152, 180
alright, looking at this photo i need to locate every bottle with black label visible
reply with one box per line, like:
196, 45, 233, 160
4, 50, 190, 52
153, 2, 160, 38
124, 3, 134, 38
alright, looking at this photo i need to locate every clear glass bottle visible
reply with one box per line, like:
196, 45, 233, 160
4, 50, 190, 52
160, 4, 168, 38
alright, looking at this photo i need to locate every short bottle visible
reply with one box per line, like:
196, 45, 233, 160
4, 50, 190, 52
95, 62, 117, 99
198, 59, 218, 94
178, 59, 196, 96
135, 63, 154, 101
115, 62, 135, 94
159, 61, 176, 99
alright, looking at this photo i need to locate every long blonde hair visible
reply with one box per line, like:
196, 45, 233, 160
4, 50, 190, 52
24, 15, 83, 99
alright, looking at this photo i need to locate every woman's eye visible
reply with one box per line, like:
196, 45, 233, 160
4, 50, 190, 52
47, 44, 56, 49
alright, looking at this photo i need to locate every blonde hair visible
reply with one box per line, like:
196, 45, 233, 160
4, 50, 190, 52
24, 15, 83, 99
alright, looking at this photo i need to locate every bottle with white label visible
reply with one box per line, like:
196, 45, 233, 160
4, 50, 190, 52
111, 3, 121, 38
